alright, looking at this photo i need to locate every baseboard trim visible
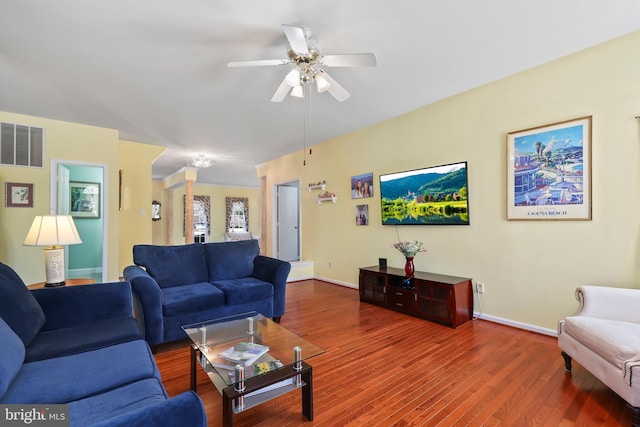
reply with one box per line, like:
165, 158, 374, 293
287, 274, 314, 282
313, 275, 358, 290
474, 312, 557, 337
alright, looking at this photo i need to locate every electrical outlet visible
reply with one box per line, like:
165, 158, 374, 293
329, 261, 332, 269
476, 282, 485, 294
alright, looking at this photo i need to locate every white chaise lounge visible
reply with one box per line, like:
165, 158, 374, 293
558, 286, 640, 426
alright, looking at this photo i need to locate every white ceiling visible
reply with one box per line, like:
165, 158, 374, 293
2, 1, 639, 187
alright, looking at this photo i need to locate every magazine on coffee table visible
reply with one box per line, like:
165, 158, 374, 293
218, 342, 269, 366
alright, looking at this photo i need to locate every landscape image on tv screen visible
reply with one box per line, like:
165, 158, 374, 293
380, 162, 470, 225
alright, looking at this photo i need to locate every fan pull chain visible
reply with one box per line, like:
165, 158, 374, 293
303, 83, 311, 166
308, 86, 312, 160
303, 94, 306, 166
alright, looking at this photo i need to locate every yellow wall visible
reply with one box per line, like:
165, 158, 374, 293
157, 182, 260, 245
0, 112, 120, 284
259, 30, 640, 331
118, 140, 166, 271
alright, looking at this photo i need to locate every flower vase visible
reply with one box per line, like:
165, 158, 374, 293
404, 257, 415, 276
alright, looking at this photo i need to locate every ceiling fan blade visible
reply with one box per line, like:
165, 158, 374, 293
320, 53, 377, 67
281, 25, 309, 55
228, 59, 291, 68
319, 71, 351, 102
271, 77, 293, 102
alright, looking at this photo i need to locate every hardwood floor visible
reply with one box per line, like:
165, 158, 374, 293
155, 280, 630, 426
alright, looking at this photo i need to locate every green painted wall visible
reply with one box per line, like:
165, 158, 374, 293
66, 165, 103, 270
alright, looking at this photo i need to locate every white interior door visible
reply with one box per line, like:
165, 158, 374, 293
57, 164, 70, 214
277, 184, 300, 262
57, 165, 71, 271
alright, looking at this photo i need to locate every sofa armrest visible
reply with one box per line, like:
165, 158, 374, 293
574, 286, 640, 323
32, 282, 134, 331
123, 265, 164, 346
253, 256, 291, 317
90, 391, 206, 427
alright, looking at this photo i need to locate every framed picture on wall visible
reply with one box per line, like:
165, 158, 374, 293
507, 116, 592, 221
351, 172, 374, 199
70, 181, 100, 218
4, 182, 34, 208
356, 204, 369, 226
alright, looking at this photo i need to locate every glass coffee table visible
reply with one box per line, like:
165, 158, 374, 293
182, 312, 324, 426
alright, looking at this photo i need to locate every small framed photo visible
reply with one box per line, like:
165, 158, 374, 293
356, 204, 369, 226
507, 116, 592, 221
351, 172, 374, 199
70, 181, 100, 218
5, 182, 33, 207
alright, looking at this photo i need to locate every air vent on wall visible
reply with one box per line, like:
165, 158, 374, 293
0, 122, 44, 167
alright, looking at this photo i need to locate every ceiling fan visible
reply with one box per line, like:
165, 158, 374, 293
228, 24, 377, 102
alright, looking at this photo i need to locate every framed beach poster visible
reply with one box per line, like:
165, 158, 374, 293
507, 116, 592, 221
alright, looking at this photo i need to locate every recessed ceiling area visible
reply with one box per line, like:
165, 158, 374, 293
1, 1, 639, 187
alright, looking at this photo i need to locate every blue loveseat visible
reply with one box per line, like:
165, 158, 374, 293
0, 262, 206, 427
123, 239, 291, 347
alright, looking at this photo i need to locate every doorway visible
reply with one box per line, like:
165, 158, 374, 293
51, 159, 108, 282
275, 180, 300, 262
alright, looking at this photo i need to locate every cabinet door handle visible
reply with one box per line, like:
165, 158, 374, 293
395, 292, 403, 296
396, 303, 403, 307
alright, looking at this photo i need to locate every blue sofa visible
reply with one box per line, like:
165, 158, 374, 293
123, 239, 291, 347
0, 262, 206, 427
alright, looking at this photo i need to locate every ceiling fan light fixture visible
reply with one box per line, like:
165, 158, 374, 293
285, 68, 301, 86
190, 154, 213, 168
229, 24, 375, 103
291, 85, 304, 98
314, 71, 331, 93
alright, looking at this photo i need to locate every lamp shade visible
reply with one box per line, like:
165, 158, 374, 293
285, 68, 301, 87
314, 71, 331, 93
24, 215, 82, 247
291, 85, 304, 98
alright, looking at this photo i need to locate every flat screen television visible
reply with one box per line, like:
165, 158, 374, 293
379, 161, 470, 225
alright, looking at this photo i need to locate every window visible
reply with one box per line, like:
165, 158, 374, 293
226, 197, 249, 232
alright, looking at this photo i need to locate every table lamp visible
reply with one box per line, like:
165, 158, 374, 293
23, 215, 83, 287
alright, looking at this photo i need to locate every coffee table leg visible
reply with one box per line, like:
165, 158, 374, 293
234, 365, 246, 411
302, 366, 313, 421
190, 345, 197, 391
222, 393, 233, 427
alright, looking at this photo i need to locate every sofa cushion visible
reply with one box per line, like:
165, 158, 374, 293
0, 317, 25, 398
204, 240, 259, 281
69, 377, 167, 427
82, 391, 206, 427
211, 277, 274, 306
133, 244, 208, 288
25, 317, 142, 362
0, 340, 159, 404
162, 282, 225, 317
0, 263, 46, 347
564, 316, 640, 368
